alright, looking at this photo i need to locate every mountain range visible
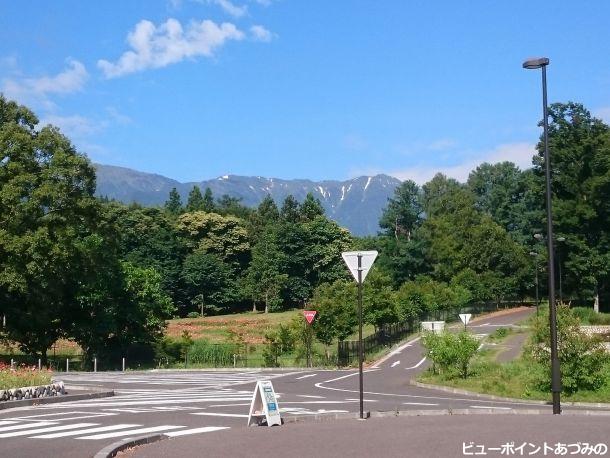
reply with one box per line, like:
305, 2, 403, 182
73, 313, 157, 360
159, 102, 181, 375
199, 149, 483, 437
94, 164, 401, 236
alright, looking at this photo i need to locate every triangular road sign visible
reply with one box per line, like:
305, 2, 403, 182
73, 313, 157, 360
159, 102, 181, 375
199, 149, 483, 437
341, 251, 378, 284
459, 313, 472, 325
303, 310, 317, 324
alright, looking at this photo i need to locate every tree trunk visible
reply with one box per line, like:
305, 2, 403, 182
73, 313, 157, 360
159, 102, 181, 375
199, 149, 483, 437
252, 299, 257, 313
594, 291, 600, 313
264, 292, 269, 314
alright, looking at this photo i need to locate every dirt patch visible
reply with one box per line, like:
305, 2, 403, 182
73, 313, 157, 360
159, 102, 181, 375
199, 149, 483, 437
470, 306, 531, 324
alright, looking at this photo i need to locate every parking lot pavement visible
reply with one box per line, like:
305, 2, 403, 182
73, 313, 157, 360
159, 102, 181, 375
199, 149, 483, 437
125, 413, 610, 458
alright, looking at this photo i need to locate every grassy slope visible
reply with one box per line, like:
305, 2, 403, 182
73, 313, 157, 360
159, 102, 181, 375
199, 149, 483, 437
418, 326, 610, 403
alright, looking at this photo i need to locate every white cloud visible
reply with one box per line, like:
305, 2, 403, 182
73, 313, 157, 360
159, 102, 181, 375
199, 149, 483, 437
355, 142, 536, 185
250, 25, 273, 42
593, 107, 610, 124
41, 114, 105, 137
106, 107, 133, 125
208, 0, 248, 17
98, 18, 245, 78
2, 59, 88, 107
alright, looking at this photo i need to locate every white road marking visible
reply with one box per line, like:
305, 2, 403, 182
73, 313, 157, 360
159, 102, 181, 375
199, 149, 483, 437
32, 424, 141, 439
191, 413, 249, 418
402, 402, 439, 406
0, 423, 97, 438
295, 374, 317, 380
165, 426, 229, 437
207, 403, 251, 407
470, 406, 512, 410
0, 422, 57, 433
371, 337, 421, 368
404, 357, 427, 370
77, 425, 184, 440
0, 421, 17, 426
391, 361, 401, 368
8, 411, 115, 421
296, 395, 325, 399
281, 400, 365, 404
316, 369, 379, 385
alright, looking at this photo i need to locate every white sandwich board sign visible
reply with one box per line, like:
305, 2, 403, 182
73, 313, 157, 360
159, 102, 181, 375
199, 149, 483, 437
459, 313, 472, 326
247, 380, 282, 427
341, 251, 378, 284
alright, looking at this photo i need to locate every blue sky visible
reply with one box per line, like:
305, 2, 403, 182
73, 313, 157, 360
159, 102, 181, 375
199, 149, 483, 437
1, 1, 609, 183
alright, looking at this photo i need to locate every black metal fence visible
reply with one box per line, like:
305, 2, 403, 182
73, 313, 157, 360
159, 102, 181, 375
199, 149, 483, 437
336, 301, 532, 367
337, 321, 415, 366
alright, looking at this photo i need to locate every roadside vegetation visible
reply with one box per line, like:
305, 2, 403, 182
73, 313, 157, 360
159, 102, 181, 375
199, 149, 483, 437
419, 305, 610, 402
0, 362, 52, 390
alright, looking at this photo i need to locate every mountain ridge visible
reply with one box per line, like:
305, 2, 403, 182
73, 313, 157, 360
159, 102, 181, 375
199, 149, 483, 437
94, 164, 401, 236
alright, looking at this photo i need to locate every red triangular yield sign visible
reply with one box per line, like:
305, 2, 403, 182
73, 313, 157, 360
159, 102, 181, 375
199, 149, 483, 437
303, 310, 317, 324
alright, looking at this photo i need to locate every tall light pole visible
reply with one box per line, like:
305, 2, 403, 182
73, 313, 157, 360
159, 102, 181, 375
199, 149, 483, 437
529, 251, 540, 316
523, 57, 561, 415
556, 236, 565, 303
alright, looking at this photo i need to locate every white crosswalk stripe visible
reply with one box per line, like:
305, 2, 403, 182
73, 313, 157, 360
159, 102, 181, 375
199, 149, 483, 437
59, 370, 290, 388
165, 426, 229, 437
32, 424, 140, 438
0, 418, 230, 441
0, 423, 97, 438
77, 424, 184, 440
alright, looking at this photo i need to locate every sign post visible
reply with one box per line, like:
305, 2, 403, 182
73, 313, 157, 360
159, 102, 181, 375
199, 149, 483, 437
303, 310, 317, 368
459, 313, 472, 331
341, 250, 378, 420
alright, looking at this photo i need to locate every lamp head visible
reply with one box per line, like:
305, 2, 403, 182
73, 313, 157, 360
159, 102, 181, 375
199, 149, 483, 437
523, 57, 550, 69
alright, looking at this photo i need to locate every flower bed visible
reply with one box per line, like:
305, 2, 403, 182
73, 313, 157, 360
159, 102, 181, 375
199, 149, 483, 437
0, 362, 55, 399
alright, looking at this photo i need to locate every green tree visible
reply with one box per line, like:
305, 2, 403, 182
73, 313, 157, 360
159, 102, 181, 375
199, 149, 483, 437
0, 96, 99, 362
104, 203, 186, 308
467, 162, 540, 244
164, 187, 183, 215
311, 280, 358, 348
202, 187, 215, 212
280, 195, 300, 222
300, 192, 325, 221
243, 229, 288, 313
176, 211, 250, 268
182, 251, 240, 314
539, 102, 610, 309
186, 185, 205, 212
379, 179, 423, 240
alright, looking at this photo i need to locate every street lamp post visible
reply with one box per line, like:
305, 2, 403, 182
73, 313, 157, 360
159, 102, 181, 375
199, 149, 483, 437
523, 57, 561, 415
556, 237, 565, 303
529, 251, 540, 316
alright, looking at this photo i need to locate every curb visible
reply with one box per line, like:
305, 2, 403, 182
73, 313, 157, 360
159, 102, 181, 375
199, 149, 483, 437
93, 434, 165, 458
410, 380, 610, 409
283, 411, 371, 423
0, 390, 114, 411
370, 408, 610, 417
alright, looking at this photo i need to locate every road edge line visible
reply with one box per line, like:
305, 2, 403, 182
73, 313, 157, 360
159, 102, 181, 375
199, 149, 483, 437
94, 433, 166, 458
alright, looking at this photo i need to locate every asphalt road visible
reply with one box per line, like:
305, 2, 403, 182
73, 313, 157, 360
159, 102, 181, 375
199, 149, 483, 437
1, 307, 608, 458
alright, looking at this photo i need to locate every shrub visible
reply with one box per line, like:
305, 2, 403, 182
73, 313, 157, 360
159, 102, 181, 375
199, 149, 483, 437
489, 327, 510, 341
186, 312, 200, 319
421, 331, 480, 378
571, 307, 610, 325
188, 340, 236, 366
528, 305, 609, 394
0, 363, 52, 390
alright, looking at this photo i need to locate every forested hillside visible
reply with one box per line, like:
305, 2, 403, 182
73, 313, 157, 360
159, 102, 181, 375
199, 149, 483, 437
2, 95, 609, 367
